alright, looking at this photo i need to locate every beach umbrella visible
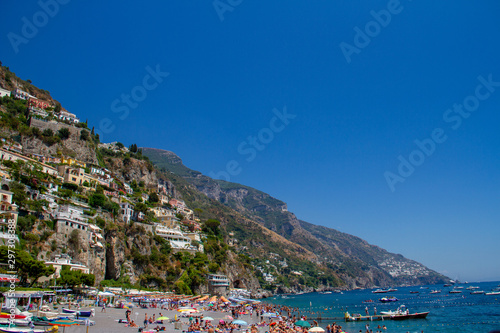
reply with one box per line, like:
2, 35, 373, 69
202, 316, 214, 321
178, 308, 198, 313
224, 315, 234, 320
232, 319, 248, 326
157, 316, 170, 320
262, 312, 278, 318
49, 319, 80, 333
295, 320, 311, 328
309, 327, 325, 332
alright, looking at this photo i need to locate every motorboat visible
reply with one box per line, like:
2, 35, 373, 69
449, 289, 462, 294
430, 290, 441, 294
391, 311, 430, 320
372, 289, 388, 294
470, 290, 484, 295
379, 297, 398, 303
380, 305, 407, 316
485, 291, 500, 296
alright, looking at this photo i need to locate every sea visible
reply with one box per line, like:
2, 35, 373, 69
262, 281, 500, 333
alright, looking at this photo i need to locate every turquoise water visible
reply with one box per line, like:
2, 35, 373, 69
262, 281, 500, 333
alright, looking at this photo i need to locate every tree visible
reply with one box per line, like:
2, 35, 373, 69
57, 127, 70, 140
31, 127, 41, 137
62, 182, 79, 192
0, 247, 55, 287
103, 201, 120, 215
116, 142, 124, 149
208, 262, 219, 273
149, 192, 159, 203
81, 273, 95, 286
68, 229, 80, 248
59, 266, 80, 287
88, 193, 107, 208
54, 102, 61, 113
9, 181, 27, 206
80, 129, 89, 141
16, 215, 36, 233
42, 128, 53, 137
129, 144, 138, 153
134, 202, 148, 214
204, 219, 221, 236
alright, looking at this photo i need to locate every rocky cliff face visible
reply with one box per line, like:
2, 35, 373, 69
105, 156, 158, 187
36, 224, 106, 284
24, 118, 99, 164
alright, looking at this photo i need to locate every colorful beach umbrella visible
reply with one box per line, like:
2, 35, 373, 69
202, 316, 214, 321
157, 316, 170, 320
232, 319, 248, 326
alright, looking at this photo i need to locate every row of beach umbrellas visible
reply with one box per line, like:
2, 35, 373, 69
172, 309, 322, 331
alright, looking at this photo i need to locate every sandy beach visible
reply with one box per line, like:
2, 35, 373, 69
43, 306, 264, 333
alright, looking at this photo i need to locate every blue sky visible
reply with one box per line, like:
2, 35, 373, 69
1, 0, 500, 282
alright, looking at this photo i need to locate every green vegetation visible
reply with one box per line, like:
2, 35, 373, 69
0, 246, 55, 287
59, 265, 95, 287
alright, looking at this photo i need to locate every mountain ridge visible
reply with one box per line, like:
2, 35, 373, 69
143, 147, 449, 288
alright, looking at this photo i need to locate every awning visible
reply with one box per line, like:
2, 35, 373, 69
0, 277, 19, 282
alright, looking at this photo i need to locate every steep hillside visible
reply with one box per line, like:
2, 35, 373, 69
143, 147, 449, 288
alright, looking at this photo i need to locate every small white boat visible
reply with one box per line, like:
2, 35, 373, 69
37, 311, 59, 319
449, 289, 462, 294
0, 328, 46, 333
470, 290, 484, 295
0, 319, 31, 327
485, 291, 500, 296
466, 286, 479, 290
430, 290, 441, 294
372, 289, 388, 294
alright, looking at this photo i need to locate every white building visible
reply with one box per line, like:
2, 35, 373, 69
0, 87, 11, 98
263, 273, 275, 283
119, 202, 134, 223
58, 110, 79, 123
42, 254, 90, 281
207, 274, 230, 287
155, 224, 198, 251
123, 183, 133, 195
54, 205, 103, 248
12, 88, 33, 100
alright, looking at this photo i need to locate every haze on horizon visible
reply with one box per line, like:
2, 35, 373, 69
1, 0, 499, 282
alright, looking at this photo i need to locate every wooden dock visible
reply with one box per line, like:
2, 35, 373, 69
344, 314, 391, 322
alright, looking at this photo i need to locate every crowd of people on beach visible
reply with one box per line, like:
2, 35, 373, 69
117, 299, 349, 333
